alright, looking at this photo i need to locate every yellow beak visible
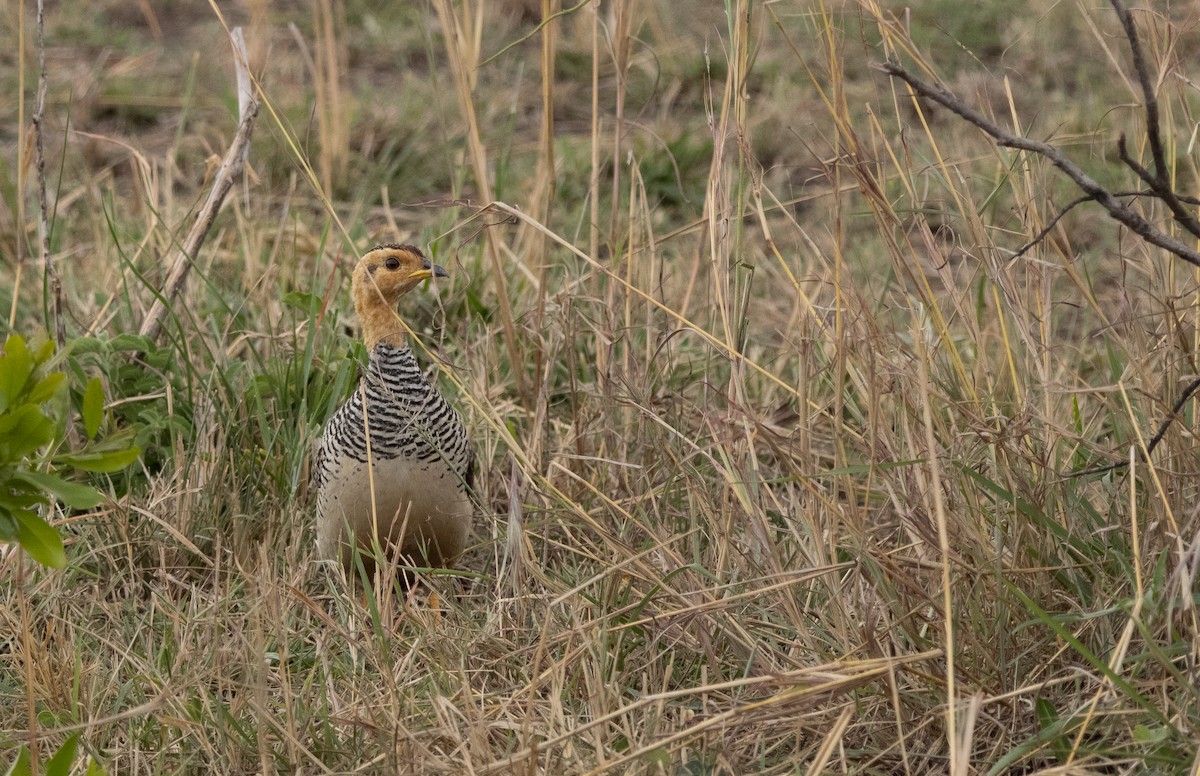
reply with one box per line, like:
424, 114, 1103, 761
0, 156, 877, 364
410, 263, 448, 282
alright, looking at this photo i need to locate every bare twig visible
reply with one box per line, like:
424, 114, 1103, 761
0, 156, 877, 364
1069, 376, 1200, 478
32, 0, 62, 347
1008, 189, 1200, 260
879, 59, 1200, 268
882, 0, 1200, 479
139, 28, 259, 344
1008, 194, 1095, 261
1109, 0, 1200, 239
1113, 1, 1168, 182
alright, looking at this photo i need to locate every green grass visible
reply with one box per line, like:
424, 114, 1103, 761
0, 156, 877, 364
3, 0, 1200, 773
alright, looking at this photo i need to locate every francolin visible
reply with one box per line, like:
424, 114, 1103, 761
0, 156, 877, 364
313, 244, 474, 582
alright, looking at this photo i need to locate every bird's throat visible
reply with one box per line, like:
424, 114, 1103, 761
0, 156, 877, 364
357, 298, 407, 351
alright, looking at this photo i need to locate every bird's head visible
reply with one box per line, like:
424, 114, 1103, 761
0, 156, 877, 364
351, 244, 448, 350
352, 244, 447, 305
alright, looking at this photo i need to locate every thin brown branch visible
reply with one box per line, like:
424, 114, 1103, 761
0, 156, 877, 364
1069, 375, 1200, 478
1117, 134, 1160, 190
139, 29, 259, 344
879, 59, 1200, 268
1111, 0, 1200, 240
1010, 188, 1200, 260
1112, 0, 1167, 184
885, 3, 1200, 482
1009, 194, 1095, 260
32, 0, 62, 347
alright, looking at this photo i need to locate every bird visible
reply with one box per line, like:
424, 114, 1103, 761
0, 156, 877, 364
313, 244, 474, 585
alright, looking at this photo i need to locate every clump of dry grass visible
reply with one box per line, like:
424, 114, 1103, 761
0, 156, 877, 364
2, 0, 1199, 773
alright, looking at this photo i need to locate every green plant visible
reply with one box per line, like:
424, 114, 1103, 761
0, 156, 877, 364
4, 733, 109, 776
0, 333, 140, 568
67, 332, 192, 480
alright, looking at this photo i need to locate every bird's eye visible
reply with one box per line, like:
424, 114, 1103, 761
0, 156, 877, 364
384, 257, 401, 271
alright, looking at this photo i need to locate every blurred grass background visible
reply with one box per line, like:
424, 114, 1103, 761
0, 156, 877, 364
2, 0, 1200, 772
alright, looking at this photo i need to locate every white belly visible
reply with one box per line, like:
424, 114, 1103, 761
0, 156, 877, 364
316, 454, 472, 570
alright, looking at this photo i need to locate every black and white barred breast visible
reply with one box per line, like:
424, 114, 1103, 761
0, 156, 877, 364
314, 344, 474, 494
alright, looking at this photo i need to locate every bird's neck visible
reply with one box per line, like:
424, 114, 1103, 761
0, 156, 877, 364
356, 297, 408, 351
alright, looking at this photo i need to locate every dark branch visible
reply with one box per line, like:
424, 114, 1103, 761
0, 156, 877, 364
1116, 135, 1159, 191
1009, 194, 1095, 260
1068, 375, 1200, 478
1112, 1, 1167, 185
1012, 189, 1200, 260
879, 59, 1200, 268
1111, 2, 1200, 240
883, 0, 1200, 480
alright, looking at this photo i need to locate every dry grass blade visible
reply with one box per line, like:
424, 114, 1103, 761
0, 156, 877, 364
482, 652, 939, 774
432, 0, 526, 400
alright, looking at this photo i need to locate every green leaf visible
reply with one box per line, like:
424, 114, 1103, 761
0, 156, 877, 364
82, 377, 104, 439
1035, 697, 1058, 729
11, 471, 105, 509
643, 748, 671, 769
12, 510, 67, 568
109, 333, 156, 352
57, 446, 141, 473
465, 288, 493, 322
33, 337, 56, 365
0, 334, 33, 413
25, 372, 66, 405
0, 489, 51, 511
1133, 724, 1169, 744
67, 336, 106, 355
0, 405, 55, 459
45, 734, 79, 776
84, 759, 109, 776
282, 290, 320, 313
4, 745, 31, 776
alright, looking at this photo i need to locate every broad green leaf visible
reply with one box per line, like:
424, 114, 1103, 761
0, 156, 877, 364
1133, 724, 1169, 743
45, 734, 79, 776
4, 745, 31, 776
11, 471, 104, 509
0, 406, 55, 459
67, 336, 105, 355
25, 372, 66, 405
57, 446, 141, 473
109, 333, 156, 352
12, 510, 66, 568
0, 334, 32, 412
33, 337, 56, 364
84, 759, 109, 776
82, 377, 104, 439
1035, 697, 1058, 729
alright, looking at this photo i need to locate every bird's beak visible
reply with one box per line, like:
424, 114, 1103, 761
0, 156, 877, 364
412, 257, 449, 281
